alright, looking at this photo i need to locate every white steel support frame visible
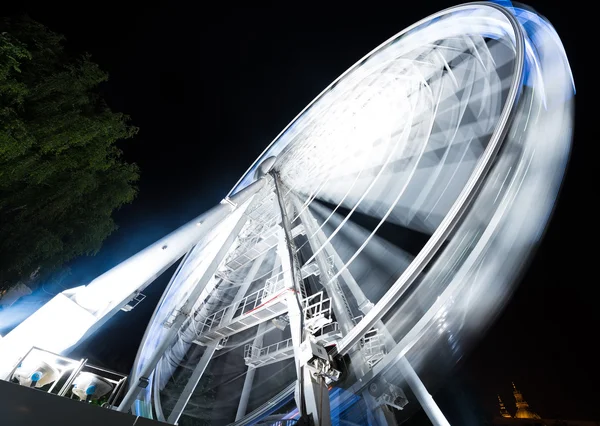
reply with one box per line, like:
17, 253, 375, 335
293, 196, 389, 425
236, 255, 281, 420
117, 203, 253, 414
1, 1, 572, 425
167, 341, 219, 425
398, 357, 450, 426
167, 2, 569, 424
273, 173, 331, 426
235, 321, 268, 421
167, 251, 269, 424
294, 195, 450, 425
277, 233, 307, 414
0, 179, 265, 381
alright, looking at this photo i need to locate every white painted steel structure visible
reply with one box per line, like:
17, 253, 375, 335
0, 2, 574, 425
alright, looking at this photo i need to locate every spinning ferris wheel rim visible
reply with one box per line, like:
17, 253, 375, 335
125, 1, 573, 424
227, 1, 524, 200
0, 1, 572, 424
225, 1, 526, 356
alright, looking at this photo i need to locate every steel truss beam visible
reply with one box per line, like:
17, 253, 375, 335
117, 199, 253, 414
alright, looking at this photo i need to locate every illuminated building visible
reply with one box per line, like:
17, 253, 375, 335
499, 395, 512, 418
513, 383, 541, 419
492, 384, 597, 426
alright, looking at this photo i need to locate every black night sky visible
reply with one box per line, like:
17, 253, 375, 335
1, 0, 593, 424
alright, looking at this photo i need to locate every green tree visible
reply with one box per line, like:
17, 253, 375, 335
0, 17, 139, 292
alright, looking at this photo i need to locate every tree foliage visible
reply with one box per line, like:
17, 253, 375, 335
0, 17, 139, 291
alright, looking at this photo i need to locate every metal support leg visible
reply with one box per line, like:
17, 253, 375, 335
167, 250, 267, 423
273, 176, 305, 369
236, 366, 258, 421
277, 232, 305, 390
301, 366, 332, 426
273, 173, 330, 424
236, 254, 281, 420
167, 342, 219, 425
398, 357, 450, 426
235, 322, 267, 420
293, 195, 397, 426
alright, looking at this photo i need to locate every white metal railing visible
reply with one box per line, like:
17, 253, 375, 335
198, 289, 333, 341
362, 328, 386, 368
244, 337, 294, 362
198, 307, 230, 335
263, 272, 285, 299
194, 272, 334, 341
302, 291, 332, 334
303, 291, 331, 319
198, 277, 287, 336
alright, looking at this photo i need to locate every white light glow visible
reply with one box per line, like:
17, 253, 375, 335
0, 294, 96, 378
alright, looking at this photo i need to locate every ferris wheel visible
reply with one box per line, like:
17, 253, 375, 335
0, 1, 574, 425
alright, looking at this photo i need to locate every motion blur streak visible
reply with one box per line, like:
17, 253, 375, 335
0, 1, 573, 425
